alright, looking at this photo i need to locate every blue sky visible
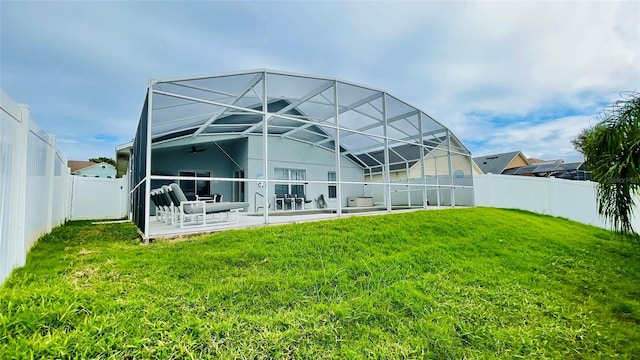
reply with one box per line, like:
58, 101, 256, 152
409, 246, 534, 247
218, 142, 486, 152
1, 1, 638, 162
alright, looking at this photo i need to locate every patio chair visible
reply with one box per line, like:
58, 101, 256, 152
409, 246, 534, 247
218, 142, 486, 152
275, 194, 286, 210
284, 194, 295, 210
304, 194, 313, 209
168, 183, 249, 228
150, 190, 166, 222
160, 185, 177, 225
295, 194, 313, 210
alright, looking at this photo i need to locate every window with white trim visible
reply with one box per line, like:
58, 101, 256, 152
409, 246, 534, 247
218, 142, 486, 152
328, 171, 337, 198
274, 168, 306, 196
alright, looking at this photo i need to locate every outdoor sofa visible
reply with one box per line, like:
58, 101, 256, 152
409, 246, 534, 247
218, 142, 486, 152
150, 183, 248, 228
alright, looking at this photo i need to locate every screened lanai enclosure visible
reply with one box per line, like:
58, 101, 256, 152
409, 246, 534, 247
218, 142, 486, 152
124, 70, 474, 238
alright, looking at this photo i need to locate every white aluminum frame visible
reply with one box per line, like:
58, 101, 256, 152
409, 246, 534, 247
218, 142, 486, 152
131, 69, 474, 238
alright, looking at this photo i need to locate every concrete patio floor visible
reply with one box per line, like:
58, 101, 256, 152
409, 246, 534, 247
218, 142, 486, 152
147, 206, 447, 240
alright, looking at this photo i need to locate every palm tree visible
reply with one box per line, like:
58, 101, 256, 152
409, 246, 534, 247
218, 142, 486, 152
573, 92, 640, 234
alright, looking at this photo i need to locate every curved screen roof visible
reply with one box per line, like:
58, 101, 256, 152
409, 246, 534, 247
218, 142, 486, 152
147, 69, 470, 166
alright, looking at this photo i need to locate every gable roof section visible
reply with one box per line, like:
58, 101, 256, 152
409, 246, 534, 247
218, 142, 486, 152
473, 151, 527, 174
472, 160, 484, 174
527, 157, 545, 164
68, 160, 97, 173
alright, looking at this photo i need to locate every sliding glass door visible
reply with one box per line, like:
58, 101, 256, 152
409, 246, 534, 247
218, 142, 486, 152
179, 170, 211, 200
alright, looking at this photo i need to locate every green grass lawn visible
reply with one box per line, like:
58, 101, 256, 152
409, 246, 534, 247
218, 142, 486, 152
1, 208, 639, 359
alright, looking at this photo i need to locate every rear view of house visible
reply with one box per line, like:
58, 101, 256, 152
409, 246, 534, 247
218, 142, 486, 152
117, 69, 475, 238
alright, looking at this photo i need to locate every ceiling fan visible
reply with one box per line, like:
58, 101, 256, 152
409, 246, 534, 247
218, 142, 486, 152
187, 146, 206, 154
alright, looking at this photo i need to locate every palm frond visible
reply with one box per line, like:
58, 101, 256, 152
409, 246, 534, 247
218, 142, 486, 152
574, 91, 640, 234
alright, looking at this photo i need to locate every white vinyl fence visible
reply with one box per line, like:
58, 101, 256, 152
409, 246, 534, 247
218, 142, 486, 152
70, 176, 127, 220
1, 90, 71, 284
474, 174, 639, 232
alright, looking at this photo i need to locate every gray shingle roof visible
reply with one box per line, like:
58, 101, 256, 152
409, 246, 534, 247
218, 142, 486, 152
473, 151, 523, 174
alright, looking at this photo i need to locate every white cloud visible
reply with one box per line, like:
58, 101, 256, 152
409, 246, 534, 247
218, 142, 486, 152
396, 1, 640, 159
422, 2, 638, 102
478, 115, 595, 161
1, 1, 638, 162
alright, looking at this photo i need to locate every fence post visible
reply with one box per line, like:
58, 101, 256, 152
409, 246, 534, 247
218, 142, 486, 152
15, 105, 30, 266
70, 175, 77, 220
66, 167, 72, 221
488, 174, 495, 207
45, 135, 56, 232
57, 152, 70, 226
120, 177, 127, 218
548, 177, 555, 216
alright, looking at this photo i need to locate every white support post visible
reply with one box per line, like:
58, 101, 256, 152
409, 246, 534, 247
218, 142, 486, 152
418, 112, 427, 208
435, 154, 440, 206
15, 104, 30, 266
469, 153, 476, 207
447, 130, 455, 207
128, 151, 134, 220
144, 84, 153, 239
334, 80, 342, 217
406, 162, 411, 206
262, 71, 270, 224
382, 93, 391, 212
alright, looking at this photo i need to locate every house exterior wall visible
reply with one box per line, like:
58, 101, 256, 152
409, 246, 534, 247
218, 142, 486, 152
365, 145, 474, 181
150, 138, 247, 203
221, 139, 249, 174
472, 161, 483, 174
423, 151, 473, 179
75, 163, 116, 178
362, 174, 474, 207
247, 136, 364, 211
149, 136, 364, 212
363, 143, 474, 207
506, 154, 528, 170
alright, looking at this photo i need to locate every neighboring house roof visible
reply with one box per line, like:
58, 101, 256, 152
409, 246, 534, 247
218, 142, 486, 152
68, 160, 98, 173
528, 157, 545, 164
502, 161, 590, 180
68, 161, 116, 175
473, 151, 529, 174
529, 158, 564, 165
